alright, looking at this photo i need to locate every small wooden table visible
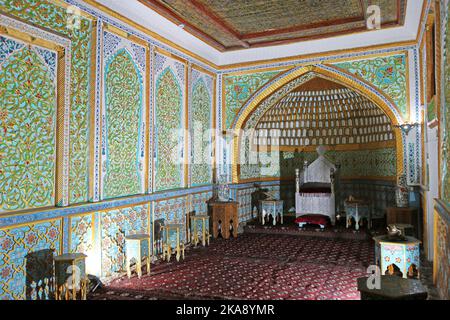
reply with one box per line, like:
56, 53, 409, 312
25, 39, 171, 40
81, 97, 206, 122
210, 201, 239, 239
54, 253, 89, 300
344, 199, 371, 230
357, 276, 428, 300
373, 235, 421, 279
161, 224, 185, 262
259, 200, 284, 226
125, 233, 151, 279
190, 215, 210, 247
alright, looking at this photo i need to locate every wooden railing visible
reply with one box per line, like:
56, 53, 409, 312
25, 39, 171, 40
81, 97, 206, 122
434, 199, 450, 300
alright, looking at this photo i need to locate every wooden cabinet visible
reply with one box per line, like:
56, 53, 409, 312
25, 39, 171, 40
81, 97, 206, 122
209, 201, 239, 239
386, 207, 419, 238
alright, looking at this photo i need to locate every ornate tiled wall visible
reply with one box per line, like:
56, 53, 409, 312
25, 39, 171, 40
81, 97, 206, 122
241, 148, 397, 181
0, 0, 429, 300
0, 0, 216, 299
297, 149, 396, 178
238, 72, 317, 180
1, 0, 94, 206
101, 28, 147, 199
154, 54, 186, 191
236, 187, 257, 222
153, 196, 189, 243
433, 0, 450, 301
100, 204, 149, 277
222, 49, 423, 186
190, 191, 213, 217
435, 212, 449, 299
223, 69, 285, 129
333, 54, 408, 118
68, 213, 94, 254
190, 69, 214, 186
0, 35, 58, 212
0, 219, 62, 300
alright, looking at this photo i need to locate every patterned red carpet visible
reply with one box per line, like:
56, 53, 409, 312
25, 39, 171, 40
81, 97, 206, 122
90, 233, 374, 300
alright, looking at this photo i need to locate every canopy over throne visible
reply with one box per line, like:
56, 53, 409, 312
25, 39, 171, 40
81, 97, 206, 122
295, 146, 337, 225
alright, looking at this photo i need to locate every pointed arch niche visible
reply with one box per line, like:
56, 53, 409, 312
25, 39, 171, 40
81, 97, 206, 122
230, 65, 405, 184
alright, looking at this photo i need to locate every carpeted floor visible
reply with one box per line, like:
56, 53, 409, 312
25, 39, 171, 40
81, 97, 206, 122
90, 232, 374, 300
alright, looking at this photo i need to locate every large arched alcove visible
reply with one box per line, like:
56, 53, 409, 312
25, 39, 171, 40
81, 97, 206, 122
251, 77, 397, 179
230, 66, 405, 218
231, 65, 405, 184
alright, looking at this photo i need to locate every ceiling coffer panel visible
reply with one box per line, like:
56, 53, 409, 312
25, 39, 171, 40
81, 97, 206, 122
139, 0, 406, 51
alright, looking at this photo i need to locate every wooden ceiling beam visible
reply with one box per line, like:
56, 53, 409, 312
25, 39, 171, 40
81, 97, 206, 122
239, 21, 399, 49
241, 16, 364, 40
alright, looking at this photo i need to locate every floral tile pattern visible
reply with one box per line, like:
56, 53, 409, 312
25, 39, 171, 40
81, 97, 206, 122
0, 36, 57, 212
103, 48, 143, 199
100, 205, 149, 277
1, 0, 94, 205
154, 197, 188, 243
155, 62, 184, 191
190, 70, 213, 186
224, 70, 283, 129
190, 191, 213, 216
0, 219, 62, 300
69, 214, 94, 255
334, 54, 408, 117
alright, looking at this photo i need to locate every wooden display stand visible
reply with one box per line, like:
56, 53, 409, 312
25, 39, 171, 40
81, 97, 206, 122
125, 233, 151, 279
190, 215, 210, 247
210, 201, 238, 239
161, 224, 185, 262
54, 253, 89, 300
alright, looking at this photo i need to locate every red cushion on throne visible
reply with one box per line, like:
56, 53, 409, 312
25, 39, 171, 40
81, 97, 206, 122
294, 214, 330, 226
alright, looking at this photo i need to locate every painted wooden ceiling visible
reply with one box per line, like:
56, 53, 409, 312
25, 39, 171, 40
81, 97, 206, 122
138, 0, 407, 51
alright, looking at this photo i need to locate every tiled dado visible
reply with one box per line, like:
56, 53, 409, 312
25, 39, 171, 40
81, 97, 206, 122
0, 218, 63, 300
0, 185, 213, 228
0, 187, 216, 300
1, 181, 289, 299
100, 204, 150, 278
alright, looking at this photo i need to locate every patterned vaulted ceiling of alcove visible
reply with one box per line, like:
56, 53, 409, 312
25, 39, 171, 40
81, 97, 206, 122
253, 77, 395, 150
138, 0, 407, 51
